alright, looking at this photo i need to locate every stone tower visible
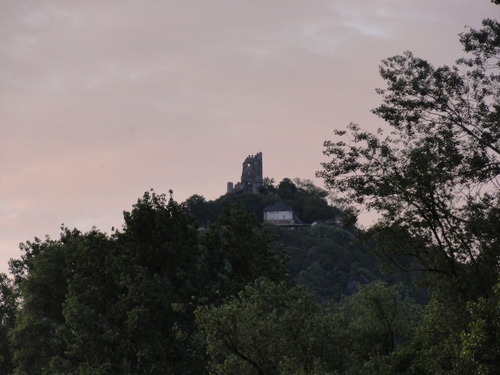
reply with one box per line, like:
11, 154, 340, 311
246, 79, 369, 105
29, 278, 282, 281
227, 152, 263, 194
240, 152, 263, 193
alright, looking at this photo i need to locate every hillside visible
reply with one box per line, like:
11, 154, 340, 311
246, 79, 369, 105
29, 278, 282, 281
184, 177, 427, 304
184, 178, 341, 226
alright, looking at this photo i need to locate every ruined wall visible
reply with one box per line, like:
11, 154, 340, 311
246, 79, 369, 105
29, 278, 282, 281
227, 152, 263, 194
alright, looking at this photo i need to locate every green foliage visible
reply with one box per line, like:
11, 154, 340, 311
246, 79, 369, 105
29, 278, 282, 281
200, 205, 290, 300
340, 282, 422, 359
460, 279, 500, 374
4, 187, 417, 374
277, 177, 298, 200
317, 5, 500, 373
259, 176, 277, 195
196, 279, 340, 375
196, 279, 422, 375
184, 194, 212, 227
0, 274, 17, 375
184, 178, 340, 226
9, 229, 79, 374
266, 223, 425, 304
327, 281, 423, 375
318, 40, 500, 280
6, 190, 291, 374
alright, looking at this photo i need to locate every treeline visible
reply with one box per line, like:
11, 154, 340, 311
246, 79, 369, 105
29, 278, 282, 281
184, 177, 341, 226
0, 184, 408, 374
0, 187, 425, 375
0, 192, 289, 374
186, 177, 424, 303
266, 223, 427, 305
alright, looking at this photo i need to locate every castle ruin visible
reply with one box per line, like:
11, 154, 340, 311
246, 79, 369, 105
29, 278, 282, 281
227, 152, 263, 194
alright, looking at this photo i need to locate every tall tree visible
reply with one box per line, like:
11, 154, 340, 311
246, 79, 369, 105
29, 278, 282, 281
200, 204, 289, 301
196, 279, 334, 375
317, 5, 500, 291
0, 273, 17, 375
317, 3, 500, 373
61, 190, 206, 374
9, 229, 81, 374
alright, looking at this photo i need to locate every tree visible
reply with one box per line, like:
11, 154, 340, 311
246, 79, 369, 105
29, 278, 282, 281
67, 190, 206, 374
259, 177, 276, 195
196, 279, 422, 375
0, 273, 17, 375
317, 7, 500, 289
293, 178, 329, 199
195, 278, 342, 375
49, 228, 127, 374
8, 191, 209, 374
460, 278, 500, 374
200, 204, 289, 300
294, 223, 378, 302
184, 194, 213, 226
7, 191, 291, 374
277, 178, 298, 200
9, 229, 80, 374
338, 282, 422, 373
317, 4, 500, 373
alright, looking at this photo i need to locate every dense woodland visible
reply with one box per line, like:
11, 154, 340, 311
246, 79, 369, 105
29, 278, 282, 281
2, 2, 500, 373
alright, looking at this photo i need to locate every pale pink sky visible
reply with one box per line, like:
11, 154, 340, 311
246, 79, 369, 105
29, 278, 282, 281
1, 0, 498, 274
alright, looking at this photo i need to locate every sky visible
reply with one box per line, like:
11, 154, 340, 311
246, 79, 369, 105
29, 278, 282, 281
1, 0, 498, 275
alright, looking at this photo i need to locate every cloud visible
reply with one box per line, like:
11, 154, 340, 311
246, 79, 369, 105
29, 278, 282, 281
0, 0, 497, 274
333, 4, 393, 38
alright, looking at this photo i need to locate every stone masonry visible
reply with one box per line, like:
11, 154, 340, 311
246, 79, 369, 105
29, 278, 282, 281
227, 152, 263, 194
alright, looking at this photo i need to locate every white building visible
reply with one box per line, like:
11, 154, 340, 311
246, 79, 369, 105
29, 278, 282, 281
264, 201, 295, 225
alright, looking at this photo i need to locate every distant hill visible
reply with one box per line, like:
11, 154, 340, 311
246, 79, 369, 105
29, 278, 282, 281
183, 177, 341, 226
183, 178, 427, 304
